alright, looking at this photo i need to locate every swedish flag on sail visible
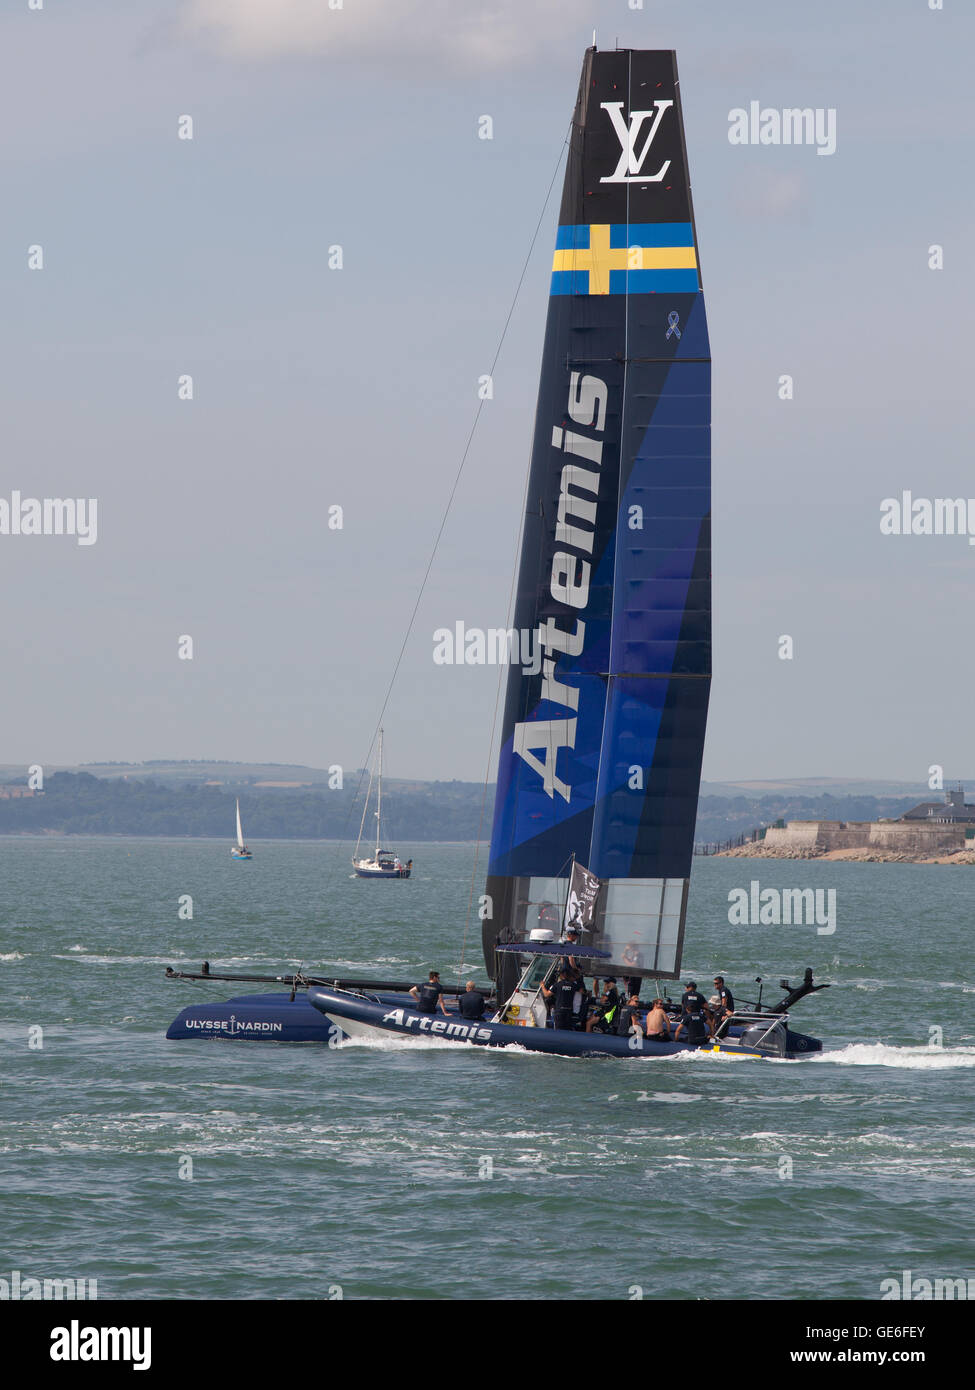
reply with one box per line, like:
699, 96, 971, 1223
551, 222, 698, 295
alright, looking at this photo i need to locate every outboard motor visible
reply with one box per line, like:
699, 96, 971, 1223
738, 1016, 788, 1057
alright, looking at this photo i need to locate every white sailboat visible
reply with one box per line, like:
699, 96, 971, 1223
231, 798, 253, 860
352, 729, 412, 879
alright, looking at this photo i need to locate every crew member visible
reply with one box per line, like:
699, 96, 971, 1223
674, 979, 710, 1045
560, 925, 583, 972
586, 977, 620, 1033
410, 970, 450, 1016
644, 998, 671, 1042
457, 980, 486, 1020
541, 968, 578, 1031
558, 925, 586, 1022
615, 994, 644, 1040
710, 975, 734, 1020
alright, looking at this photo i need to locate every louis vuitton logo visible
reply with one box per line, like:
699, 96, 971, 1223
599, 100, 674, 184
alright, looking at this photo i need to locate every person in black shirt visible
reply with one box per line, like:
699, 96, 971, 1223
710, 976, 734, 1024
674, 980, 711, 1045
410, 970, 449, 1016
615, 994, 645, 1040
586, 977, 620, 1033
559, 926, 583, 975
540, 968, 578, 1031
457, 981, 486, 1020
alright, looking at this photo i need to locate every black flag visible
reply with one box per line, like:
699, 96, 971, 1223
562, 860, 601, 938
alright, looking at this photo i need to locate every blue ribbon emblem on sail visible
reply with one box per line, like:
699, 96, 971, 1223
551, 223, 699, 296
666, 311, 681, 340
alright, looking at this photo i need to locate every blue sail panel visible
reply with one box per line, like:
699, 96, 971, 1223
484, 47, 711, 986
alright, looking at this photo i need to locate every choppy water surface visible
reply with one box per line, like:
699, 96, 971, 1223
1, 839, 973, 1300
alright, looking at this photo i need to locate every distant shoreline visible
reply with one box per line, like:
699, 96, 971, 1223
718, 845, 975, 865
0, 833, 478, 845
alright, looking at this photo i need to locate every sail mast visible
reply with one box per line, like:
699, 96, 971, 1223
375, 727, 383, 857
483, 48, 710, 991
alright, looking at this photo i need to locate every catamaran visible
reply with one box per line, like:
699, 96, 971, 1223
230, 799, 252, 860
351, 729, 412, 878
305, 44, 826, 1058
165, 46, 828, 1058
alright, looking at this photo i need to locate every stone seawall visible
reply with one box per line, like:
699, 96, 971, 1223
721, 820, 968, 861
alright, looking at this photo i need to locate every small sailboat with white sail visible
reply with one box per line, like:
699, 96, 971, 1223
230, 798, 252, 860
352, 729, 412, 879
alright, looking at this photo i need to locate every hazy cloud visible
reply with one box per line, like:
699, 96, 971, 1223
179, 0, 593, 69
730, 168, 806, 219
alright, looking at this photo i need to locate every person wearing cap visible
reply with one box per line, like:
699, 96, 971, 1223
674, 979, 710, 1045
644, 998, 672, 1042
558, 924, 584, 982
585, 976, 620, 1033
410, 970, 450, 1016
709, 975, 734, 1022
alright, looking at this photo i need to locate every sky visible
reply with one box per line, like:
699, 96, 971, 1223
1, 0, 972, 786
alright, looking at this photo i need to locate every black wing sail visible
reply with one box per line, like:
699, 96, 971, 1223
484, 48, 711, 988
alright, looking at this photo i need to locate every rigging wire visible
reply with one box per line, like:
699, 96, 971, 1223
309, 127, 572, 970
361, 126, 571, 762
455, 428, 532, 979
351, 756, 375, 862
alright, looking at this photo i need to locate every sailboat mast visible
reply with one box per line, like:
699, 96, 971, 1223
483, 47, 710, 991
375, 727, 383, 857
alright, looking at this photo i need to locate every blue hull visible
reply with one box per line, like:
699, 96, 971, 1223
307, 988, 821, 1060
167, 989, 823, 1057
166, 988, 424, 1042
166, 991, 337, 1042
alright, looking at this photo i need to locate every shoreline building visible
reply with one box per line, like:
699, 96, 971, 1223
900, 786, 975, 825
760, 787, 974, 855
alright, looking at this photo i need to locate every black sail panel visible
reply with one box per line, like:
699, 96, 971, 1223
484, 49, 710, 987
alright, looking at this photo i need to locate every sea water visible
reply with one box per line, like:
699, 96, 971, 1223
1, 838, 972, 1301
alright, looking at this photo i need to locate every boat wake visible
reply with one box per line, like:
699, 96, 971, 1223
334, 1032, 544, 1057
814, 1043, 975, 1069
664, 1048, 795, 1064
334, 1032, 456, 1053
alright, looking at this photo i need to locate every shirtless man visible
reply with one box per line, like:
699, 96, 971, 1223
643, 998, 671, 1041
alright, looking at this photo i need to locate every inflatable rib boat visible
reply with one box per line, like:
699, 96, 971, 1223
307, 985, 822, 1060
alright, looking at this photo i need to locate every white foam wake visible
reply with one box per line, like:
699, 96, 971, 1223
815, 1043, 975, 1069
